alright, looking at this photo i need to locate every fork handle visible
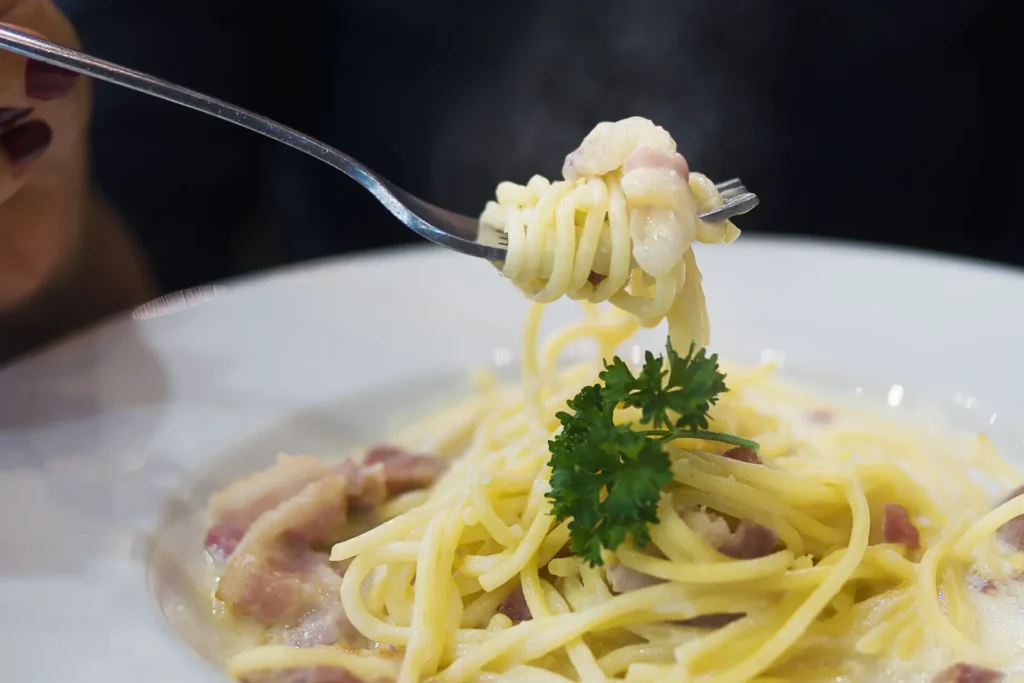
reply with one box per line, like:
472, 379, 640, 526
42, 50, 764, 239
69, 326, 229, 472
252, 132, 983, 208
0, 26, 395, 201
0, 26, 755, 246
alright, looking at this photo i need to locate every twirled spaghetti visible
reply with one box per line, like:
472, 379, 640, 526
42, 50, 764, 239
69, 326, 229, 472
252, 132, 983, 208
202, 120, 1024, 683
480, 117, 739, 348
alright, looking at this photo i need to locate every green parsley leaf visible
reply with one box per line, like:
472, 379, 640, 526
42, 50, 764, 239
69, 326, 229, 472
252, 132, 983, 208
546, 337, 757, 566
547, 387, 671, 566
597, 356, 640, 407
661, 341, 729, 431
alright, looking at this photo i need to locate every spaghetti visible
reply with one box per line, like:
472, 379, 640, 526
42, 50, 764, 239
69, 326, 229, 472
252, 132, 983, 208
479, 116, 739, 349
207, 119, 1024, 683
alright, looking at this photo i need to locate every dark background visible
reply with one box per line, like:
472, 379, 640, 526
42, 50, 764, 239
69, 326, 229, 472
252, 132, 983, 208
57, 0, 1019, 294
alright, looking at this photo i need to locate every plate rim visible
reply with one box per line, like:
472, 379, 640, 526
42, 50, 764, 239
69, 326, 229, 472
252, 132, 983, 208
4, 235, 1024, 682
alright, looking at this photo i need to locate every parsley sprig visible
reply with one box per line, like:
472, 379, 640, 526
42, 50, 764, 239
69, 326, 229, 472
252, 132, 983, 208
546, 340, 759, 566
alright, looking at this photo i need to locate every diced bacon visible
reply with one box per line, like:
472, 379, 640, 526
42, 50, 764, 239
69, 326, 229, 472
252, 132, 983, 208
334, 459, 389, 513
721, 447, 762, 465
206, 447, 444, 638
218, 546, 342, 625
623, 146, 690, 180
205, 523, 245, 561
218, 474, 346, 562
719, 521, 779, 559
806, 409, 834, 425
561, 118, 677, 181
209, 454, 333, 535
676, 612, 744, 628
996, 485, 1024, 550
605, 562, 665, 593
205, 451, 406, 562
497, 586, 532, 623
217, 476, 349, 625
684, 510, 778, 560
364, 445, 449, 495
932, 663, 1004, 683
238, 667, 369, 683
882, 503, 921, 550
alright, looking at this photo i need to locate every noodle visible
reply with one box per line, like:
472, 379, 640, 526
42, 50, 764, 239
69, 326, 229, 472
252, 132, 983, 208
214, 118, 1024, 683
479, 117, 739, 350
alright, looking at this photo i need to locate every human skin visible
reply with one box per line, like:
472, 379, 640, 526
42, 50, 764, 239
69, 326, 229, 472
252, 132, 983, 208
0, 0, 152, 361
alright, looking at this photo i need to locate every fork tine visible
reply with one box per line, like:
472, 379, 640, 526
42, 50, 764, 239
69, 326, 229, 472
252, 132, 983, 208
714, 178, 748, 201
713, 178, 747, 200
698, 192, 759, 223
719, 185, 747, 200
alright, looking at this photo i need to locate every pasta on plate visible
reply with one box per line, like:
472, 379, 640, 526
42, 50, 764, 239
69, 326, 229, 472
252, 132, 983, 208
199, 119, 1024, 683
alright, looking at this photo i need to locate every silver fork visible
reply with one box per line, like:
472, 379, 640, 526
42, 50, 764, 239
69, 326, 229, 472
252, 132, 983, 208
0, 26, 759, 263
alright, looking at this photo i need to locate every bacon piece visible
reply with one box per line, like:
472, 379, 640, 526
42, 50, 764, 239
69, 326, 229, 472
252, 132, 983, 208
605, 562, 665, 593
205, 523, 245, 561
219, 546, 343, 626
364, 445, 448, 495
996, 485, 1024, 550
932, 663, 1004, 683
684, 510, 779, 560
721, 447, 762, 465
497, 586, 532, 623
334, 459, 388, 513
676, 612, 744, 628
216, 476, 348, 625
238, 667, 369, 683
561, 118, 677, 181
207, 447, 444, 634
209, 454, 332, 535
882, 503, 921, 550
623, 146, 690, 179
806, 409, 834, 425
719, 521, 779, 559
206, 451, 406, 562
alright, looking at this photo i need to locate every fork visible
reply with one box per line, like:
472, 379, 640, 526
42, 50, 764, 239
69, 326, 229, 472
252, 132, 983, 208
0, 26, 759, 263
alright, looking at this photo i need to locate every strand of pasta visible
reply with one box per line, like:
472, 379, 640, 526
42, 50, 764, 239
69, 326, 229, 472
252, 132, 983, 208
236, 297, 1024, 682
227, 646, 400, 681
520, 558, 607, 682
437, 582, 762, 683
673, 488, 806, 557
915, 528, 1003, 664
953, 494, 1024, 558
616, 544, 795, 584
649, 500, 728, 562
671, 459, 847, 545
707, 470, 870, 683
486, 151, 738, 349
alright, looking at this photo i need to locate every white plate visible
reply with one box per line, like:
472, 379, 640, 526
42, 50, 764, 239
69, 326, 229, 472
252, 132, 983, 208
2, 237, 1024, 682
